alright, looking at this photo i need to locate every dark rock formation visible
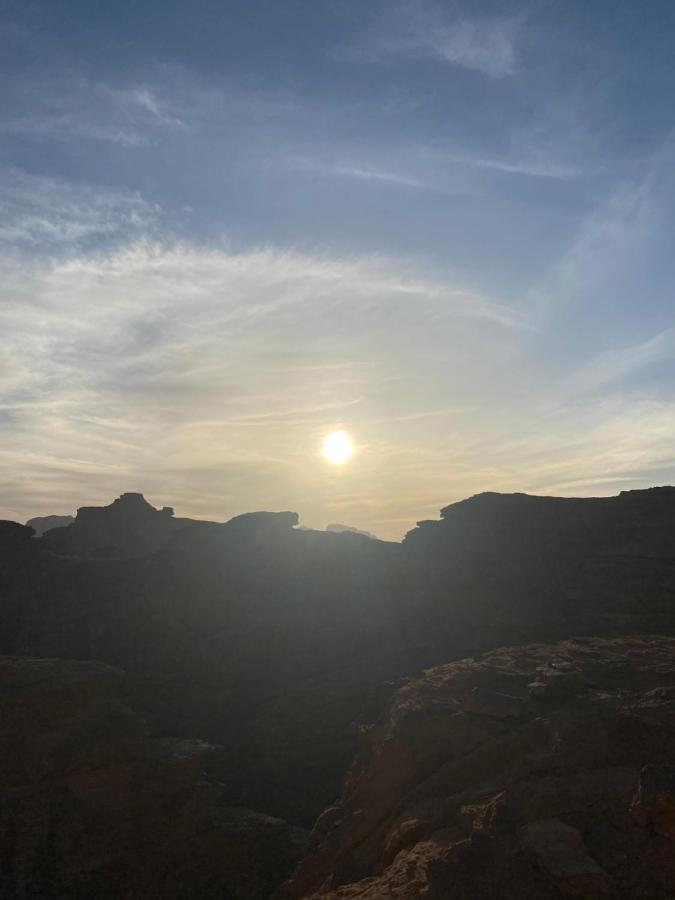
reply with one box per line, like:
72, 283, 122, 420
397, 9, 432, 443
405, 487, 675, 559
0, 655, 304, 899
0, 503, 402, 825
4, 486, 675, 838
25, 514, 74, 537
399, 487, 675, 664
0, 521, 34, 548
41, 492, 214, 558
281, 636, 675, 899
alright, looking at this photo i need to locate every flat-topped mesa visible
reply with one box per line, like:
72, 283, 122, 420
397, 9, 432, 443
403, 486, 675, 560
223, 510, 300, 534
41, 492, 208, 559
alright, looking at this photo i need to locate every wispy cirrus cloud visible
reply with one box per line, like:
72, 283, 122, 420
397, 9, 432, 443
565, 327, 675, 395
0, 80, 185, 146
287, 155, 430, 190
533, 132, 675, 320
338, 3, 523, 77
0, 169, 157, 248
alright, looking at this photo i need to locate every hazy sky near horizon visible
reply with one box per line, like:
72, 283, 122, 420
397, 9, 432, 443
3, 0, 675, 539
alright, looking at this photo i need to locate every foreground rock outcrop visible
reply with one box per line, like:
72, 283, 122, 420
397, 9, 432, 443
282, 636, 675, 899
0, 656, 304, 899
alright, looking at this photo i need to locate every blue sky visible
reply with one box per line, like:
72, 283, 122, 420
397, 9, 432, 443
2, 0, 675, 538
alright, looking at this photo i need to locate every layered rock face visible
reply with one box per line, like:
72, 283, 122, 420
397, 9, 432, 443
281, 636, 675, 899
0, 656, 304, 899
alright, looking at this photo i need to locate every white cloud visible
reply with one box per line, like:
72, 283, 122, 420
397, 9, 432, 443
0, 169, 156, 247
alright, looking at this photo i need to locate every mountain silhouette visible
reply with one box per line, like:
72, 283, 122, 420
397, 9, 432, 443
25, 513, 74, 536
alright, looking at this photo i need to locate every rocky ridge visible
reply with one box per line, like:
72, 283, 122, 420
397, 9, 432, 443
41, 492, 214, 559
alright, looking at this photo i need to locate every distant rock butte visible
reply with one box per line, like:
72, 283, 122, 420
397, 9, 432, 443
281, 635, 675, 899
40, 492, 215, 558
25, 513, 74, 536
326, 523, 378, 540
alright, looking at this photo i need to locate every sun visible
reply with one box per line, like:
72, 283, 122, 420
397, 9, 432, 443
322, 431, 354, 465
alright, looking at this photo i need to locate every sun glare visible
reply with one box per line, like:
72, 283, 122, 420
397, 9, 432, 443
322, 431, 353, 465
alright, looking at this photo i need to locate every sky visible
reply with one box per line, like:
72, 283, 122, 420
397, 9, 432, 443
3, 0, 675, 539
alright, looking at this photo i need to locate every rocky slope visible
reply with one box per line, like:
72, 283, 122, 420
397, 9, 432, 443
280, 635, 675, 899
0, 655, 304, 899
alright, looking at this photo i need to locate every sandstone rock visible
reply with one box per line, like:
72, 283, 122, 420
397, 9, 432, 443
631, 765, 675, 838
462, 686, 526, 718
520, 818, 608, 895
0, 656, 304, 899
528, 662, 585, 700
280, 636, 675, 899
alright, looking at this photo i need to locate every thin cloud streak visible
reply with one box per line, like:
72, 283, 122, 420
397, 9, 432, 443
564, 327, 675, 395
0, 81, 185, 146
289, 156, 430, 190
337, 5, 522, 77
